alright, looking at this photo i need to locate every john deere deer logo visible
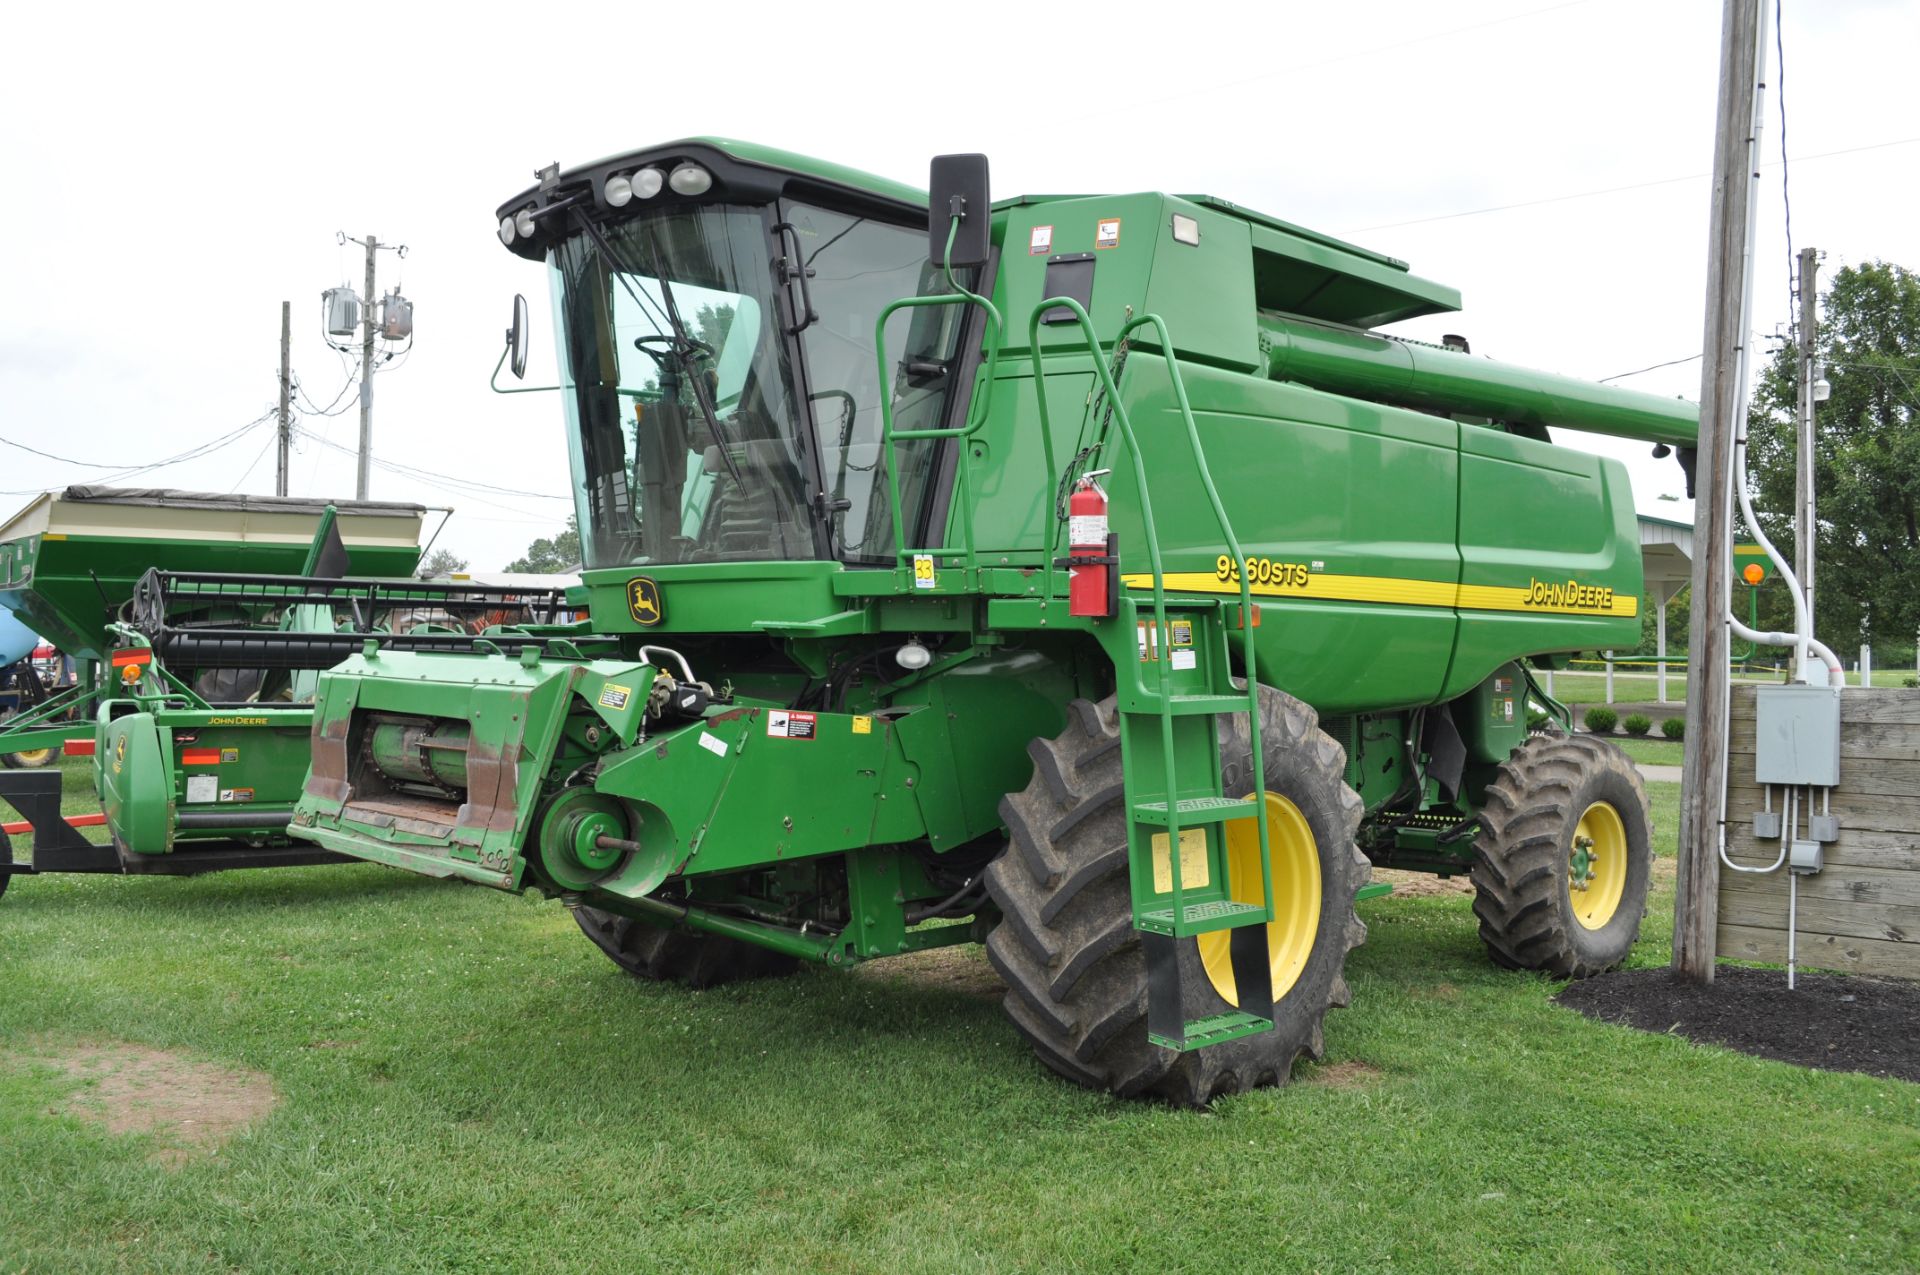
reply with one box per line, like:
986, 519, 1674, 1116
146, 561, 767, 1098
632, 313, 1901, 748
627, 577, 663, 626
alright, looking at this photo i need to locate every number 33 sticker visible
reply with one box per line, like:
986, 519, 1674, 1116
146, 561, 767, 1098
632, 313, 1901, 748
913, 554, 936, 589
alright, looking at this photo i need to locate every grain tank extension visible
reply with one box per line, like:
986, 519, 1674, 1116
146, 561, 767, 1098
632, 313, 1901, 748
290, 141, 1689, 1102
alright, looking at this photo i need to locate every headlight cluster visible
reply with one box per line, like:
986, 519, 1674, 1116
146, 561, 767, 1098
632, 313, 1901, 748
500, 159, 718, 247
498, 207, 538, 246
602, 162, 710, 207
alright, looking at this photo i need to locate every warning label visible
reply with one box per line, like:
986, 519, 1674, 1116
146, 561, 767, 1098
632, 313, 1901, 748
185, 774, 217, 804
766, 710, 817, 741
851, 715, 873, 735
598, 683, 632, 710
1095, 218, 1121, 249
220, 787, 255, 804
1029, 224, 1053, 256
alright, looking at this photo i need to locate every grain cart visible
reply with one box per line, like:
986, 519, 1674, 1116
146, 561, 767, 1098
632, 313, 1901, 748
288, 141, 1695, 1102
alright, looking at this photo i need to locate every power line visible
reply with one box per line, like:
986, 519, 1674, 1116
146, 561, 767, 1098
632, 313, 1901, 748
0, 413, 274, 494
1776, 0, 1795, 330
294, 361, 359, 416
1601, 352, 1704, 383
1066, 0, 1599, 123
227, 431, 278, 494
1351, 135, 1920, 233
292, 425, 566, 519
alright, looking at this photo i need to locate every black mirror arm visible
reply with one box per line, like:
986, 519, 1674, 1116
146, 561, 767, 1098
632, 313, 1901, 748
489, 343, 561, 395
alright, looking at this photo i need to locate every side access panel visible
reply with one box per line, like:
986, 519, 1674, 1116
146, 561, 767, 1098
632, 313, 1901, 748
1445, 429, 1641, 699
1112, 357, 1462, 713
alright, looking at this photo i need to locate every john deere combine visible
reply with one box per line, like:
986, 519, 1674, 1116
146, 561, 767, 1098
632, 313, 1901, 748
288, 140, 1692, 1102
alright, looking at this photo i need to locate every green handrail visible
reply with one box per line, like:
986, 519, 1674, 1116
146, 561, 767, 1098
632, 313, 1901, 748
1025, 298, 1273, 936
873, 218, 1003, 585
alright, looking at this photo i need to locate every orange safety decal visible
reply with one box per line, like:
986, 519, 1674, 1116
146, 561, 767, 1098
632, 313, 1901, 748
110, 649, 153, 667
181, 748, 222, 766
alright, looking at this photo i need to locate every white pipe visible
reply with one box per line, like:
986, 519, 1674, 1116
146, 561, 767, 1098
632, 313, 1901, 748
1787, 867, 1799, 990
1730, 617, 1843, 682
1721, 782, 1790, 874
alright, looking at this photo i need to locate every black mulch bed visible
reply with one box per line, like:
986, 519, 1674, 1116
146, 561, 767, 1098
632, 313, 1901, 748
1556, 965, 1920, 1083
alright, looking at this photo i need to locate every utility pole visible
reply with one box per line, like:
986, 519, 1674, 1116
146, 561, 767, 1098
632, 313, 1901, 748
357, 233, 378, 501
332, 232, 408, 501
276, 301, 292, 497
1794, 245, 1819, 628
1674, 0, 1767, 983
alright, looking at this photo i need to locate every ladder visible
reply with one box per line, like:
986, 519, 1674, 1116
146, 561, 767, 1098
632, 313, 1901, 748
1027, 301, 1278, 1052
872, 226, 1003, 592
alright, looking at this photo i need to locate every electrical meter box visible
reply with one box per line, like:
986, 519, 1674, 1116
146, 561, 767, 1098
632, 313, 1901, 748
1753, 683, 1841, 787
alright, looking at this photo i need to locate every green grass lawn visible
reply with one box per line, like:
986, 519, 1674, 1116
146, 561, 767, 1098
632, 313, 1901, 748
2, 766, 1914, 1271
1546, 665, 1910, 707
1606, 737, 1684, 768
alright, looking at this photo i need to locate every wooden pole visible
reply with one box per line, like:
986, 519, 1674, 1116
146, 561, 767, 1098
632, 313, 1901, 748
1674, 0, 1765, 982
1794, 245, 1819, 626
276, 301, 292, 497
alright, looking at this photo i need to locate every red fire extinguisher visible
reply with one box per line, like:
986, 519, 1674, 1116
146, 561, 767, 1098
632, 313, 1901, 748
1066, 470, 1118, 619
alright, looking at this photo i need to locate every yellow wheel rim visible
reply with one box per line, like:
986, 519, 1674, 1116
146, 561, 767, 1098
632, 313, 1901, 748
9, 749, 53, 767
1568, 801, 1628, 930
1199, 793, 1322, 1007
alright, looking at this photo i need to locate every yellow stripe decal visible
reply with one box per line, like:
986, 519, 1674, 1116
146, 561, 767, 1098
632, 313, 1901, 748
1119, 571, 1638, 618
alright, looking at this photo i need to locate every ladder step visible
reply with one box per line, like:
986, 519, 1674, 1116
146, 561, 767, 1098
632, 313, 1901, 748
1132, 796, 1253, 826
1160, 693, 1254, 716
1135, 898, 1269, 936
1148, 1010, 1273, 1052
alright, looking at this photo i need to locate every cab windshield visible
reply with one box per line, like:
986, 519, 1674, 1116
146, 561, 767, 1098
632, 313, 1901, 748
548, 201, 969, 570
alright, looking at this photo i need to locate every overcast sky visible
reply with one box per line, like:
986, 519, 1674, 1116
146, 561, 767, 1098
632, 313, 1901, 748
3, 0, 1916, 570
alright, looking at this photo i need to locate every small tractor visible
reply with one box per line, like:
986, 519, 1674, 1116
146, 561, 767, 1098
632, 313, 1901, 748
287, 141, 1694, 1102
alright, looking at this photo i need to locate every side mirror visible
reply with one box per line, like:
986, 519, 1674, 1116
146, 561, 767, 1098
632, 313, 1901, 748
928, 153, 991, 268
507, 294, 530, 380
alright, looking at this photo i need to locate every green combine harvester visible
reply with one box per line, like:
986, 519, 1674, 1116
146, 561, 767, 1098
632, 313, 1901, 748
0, 488, 574, 896
287, 141, 1695, 1102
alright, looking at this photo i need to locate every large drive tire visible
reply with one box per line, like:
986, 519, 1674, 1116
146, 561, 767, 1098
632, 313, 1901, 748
571, 905, 800, 988
1472, 732, 1652, 978
985, 692, 1368, 1105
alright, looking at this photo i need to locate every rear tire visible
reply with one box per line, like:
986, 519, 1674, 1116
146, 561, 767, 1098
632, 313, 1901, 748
1472, 733, 1652, 978
571, 905, 800, 988
985, 691, 1368, 1105
0, 742, 56, 770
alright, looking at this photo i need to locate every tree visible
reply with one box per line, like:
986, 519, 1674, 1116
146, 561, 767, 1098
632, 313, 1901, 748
505, 515, 581, 574
416, 548, 468, 580
1745, 261, 1920, 650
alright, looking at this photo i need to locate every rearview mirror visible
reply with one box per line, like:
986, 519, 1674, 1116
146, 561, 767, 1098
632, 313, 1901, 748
928, 153, 991, 269
507, 294, 530, 380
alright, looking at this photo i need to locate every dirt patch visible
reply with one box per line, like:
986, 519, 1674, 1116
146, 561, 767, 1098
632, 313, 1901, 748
5, 1038, 279, 1165
1556, 966, 1920, 1083
852, 944, 1004, 999
1372, 868, 1473, 899
1303, 1060, 1385, 1088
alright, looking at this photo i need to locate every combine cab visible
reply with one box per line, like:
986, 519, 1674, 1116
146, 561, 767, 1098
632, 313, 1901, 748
289, 140, 1685, 1102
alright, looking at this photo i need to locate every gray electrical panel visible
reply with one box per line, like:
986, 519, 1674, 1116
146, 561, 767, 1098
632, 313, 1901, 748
1753, 684, 1842, 787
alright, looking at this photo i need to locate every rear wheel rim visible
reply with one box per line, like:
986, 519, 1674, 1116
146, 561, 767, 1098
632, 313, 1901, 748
1568, 800, 1628, 929
1199, 793, 1322, 1006
9, 749, 53, 767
